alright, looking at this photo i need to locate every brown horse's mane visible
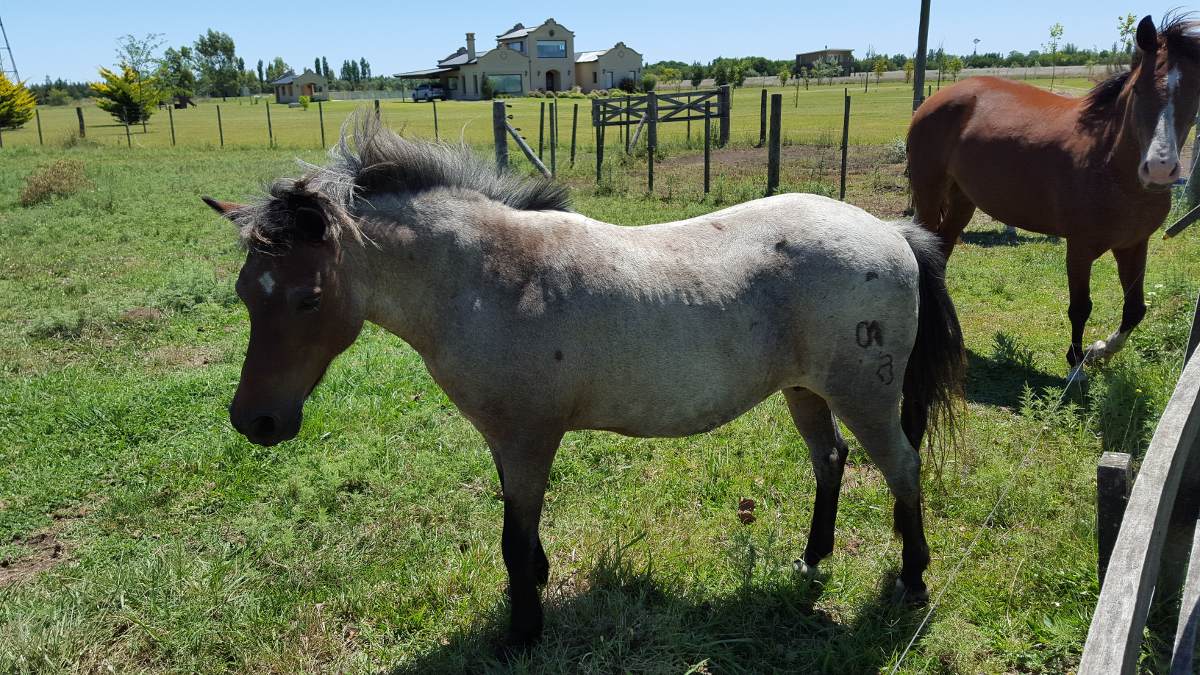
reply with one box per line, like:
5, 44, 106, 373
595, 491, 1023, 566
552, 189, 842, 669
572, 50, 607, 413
1079, 12, 1199, 127
233, 112, 571, 251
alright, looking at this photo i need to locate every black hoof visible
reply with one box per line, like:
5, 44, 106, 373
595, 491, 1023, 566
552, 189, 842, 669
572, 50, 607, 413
893, 578, 929, 604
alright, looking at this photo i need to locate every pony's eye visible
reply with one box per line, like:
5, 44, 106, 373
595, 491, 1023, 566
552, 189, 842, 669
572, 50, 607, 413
298, 293, 321, 312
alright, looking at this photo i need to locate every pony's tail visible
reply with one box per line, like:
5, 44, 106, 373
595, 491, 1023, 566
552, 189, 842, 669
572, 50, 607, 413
898, 223, 967, 455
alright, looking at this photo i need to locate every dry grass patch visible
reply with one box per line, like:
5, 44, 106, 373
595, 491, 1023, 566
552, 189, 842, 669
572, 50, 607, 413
19, 158, 92, 206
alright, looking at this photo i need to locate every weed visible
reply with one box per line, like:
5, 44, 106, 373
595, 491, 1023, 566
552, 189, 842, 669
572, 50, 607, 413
18, 159, 92, 206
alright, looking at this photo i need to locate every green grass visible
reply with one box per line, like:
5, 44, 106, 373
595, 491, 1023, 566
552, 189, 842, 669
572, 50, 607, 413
0, 133, 1197, 673
7, 76, 1102, 152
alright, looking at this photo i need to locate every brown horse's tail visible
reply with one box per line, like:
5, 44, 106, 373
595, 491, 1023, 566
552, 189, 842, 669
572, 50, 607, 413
897, 223, 966, 454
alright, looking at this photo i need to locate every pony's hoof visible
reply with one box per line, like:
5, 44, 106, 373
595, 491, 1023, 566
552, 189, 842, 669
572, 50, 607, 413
1065, 365, 1089, 388
893, 578, 929, 604
793, 559, 822, 578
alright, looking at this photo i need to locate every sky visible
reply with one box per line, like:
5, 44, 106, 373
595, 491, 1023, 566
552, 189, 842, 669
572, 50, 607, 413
2, 1, 1174, 84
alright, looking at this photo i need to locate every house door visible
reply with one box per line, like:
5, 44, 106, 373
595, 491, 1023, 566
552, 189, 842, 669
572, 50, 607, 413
602, 71, 612, 89
545, 70, 557, 91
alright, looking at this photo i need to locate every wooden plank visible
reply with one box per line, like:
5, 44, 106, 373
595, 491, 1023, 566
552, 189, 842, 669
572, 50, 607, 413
1170, 514, 1200, 674
1188, 290, 1200, 361
1098, 451, 1133, 582
1080, 352, 1200, 674
505, 123, 551, 178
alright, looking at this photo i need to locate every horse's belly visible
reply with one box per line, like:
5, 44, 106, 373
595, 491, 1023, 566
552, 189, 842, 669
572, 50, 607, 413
574, 386, 771, 438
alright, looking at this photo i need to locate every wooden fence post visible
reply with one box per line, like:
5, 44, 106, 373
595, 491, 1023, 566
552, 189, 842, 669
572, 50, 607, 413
168, 106, 176, 146
374, 98, 380, 121
593, 99, 605, 184
624, 96, 631, 153
493, 100, 508, 172
538, 101, 545, 160
217, 105, 224, 147
76, 106, 86, 138
647, 91, 657, 193
124, 120, 131, 148
767, 93, 782, 195
570, 103, 578, 167
839, 90, 851, 201
550, 100, 557, 177
318, 100, 326, 148
432, 99, 439, 141
1098, 451, 1134, 583
35, 109, 43, 146
718, 85, 731, 147
704, 101, 712, 194
266, 103, 274, 147
757, 88, 767, 148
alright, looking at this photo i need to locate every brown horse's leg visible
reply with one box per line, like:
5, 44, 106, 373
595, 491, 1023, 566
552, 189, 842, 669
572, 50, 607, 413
1065, 243, 1101, 369
1093, 240, 1149, 358
937, 183, 976, 258
911, 176, 953, 256
487, 430, 562, 649
783, 387, 848, 573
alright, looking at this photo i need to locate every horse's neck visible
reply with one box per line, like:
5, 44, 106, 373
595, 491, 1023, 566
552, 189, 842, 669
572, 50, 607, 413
1086, 88, 1144, 187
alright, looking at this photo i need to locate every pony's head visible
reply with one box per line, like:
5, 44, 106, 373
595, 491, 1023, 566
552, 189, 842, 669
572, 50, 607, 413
204, 185, 365, 446
1129, 13, 1200, 189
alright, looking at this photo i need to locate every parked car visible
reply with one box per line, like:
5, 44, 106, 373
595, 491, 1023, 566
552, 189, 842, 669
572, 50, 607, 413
412, 84, 446, 102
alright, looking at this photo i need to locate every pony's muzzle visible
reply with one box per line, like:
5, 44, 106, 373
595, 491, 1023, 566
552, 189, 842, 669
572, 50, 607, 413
1140, 157, 1181, 188
230, 406, 300, 446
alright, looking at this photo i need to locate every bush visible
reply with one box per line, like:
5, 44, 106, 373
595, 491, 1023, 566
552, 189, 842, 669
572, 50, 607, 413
298, 95, 310, 110
46, 88, 71, 106
0, 73, 36, 129
618, 77, 637, 93
480, 77, 495, 100
641, 74, 657, 92
91, 66, 159, 125
19, 159, 92, 207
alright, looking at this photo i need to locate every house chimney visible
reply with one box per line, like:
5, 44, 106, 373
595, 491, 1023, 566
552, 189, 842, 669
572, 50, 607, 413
466, 33, 476, 61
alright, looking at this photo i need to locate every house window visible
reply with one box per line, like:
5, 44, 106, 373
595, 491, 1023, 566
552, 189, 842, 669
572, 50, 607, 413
487, 74, 523, 94
507, 41, 525, 53
536, 40, 566, 58
473, 74, 478, 93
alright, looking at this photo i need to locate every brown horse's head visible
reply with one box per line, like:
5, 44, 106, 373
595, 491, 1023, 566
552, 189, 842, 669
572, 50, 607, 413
204, 192, 365, 446
1129, 14, 1200, 189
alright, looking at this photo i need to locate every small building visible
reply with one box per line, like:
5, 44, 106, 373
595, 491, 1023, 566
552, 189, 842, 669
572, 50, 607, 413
796, 48, 855, 76
270, 69, 328, 104
395, 19, 643, 99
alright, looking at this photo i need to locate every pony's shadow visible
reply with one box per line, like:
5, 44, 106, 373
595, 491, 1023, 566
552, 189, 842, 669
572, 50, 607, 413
960, 230, 1060, 248
965, 347, 1062, 408
388, 550, 927, 673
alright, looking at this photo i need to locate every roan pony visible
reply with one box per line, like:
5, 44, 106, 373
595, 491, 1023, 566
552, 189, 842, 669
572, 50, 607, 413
204, 114, 965, 647
907, 14, 1200, 377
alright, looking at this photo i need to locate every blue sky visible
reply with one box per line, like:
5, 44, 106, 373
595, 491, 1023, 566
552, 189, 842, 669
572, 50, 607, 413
5, 1, 1173, 83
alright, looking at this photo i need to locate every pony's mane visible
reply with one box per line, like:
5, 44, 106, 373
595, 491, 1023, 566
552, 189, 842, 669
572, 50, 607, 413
1079, 12, 1200, 127
235, 111, 570, 250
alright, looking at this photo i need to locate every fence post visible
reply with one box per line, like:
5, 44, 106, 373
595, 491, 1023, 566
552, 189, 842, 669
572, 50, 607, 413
76, 106, 86, 139
35, 108, 43, 146
647, 91, 657, 194
570, 103, 578, 167
266, 103, 274, 147
704, 101, 712, 194
217, 105, 224, 147
624, 96, 631, 153
757, 88, 767, 148
1098, 451, 1133, 583
718, 85, 731, 147
374, 98, 380, 121
125, 121, 132, 148
168, 106, 176, 146
593, 99, 604, 184
493, 100, 508, 172
538, 101, 545, 160
432, 100, 439, 141
318, 100, 326, 148
767, 93, 782, 196
839, 90, 851, 201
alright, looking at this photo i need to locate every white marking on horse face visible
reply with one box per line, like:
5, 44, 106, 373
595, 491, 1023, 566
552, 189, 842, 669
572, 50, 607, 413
259, 271, 276, 296
1142, 67, 1182, 185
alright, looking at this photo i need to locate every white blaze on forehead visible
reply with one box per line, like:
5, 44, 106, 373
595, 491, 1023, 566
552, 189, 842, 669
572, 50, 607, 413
1144, 67, 1181, 175
258, 271, 276, 296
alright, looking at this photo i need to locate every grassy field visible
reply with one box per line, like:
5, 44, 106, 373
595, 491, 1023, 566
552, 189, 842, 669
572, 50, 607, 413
1, 86, 1199, 672
4, 77, 1103, 152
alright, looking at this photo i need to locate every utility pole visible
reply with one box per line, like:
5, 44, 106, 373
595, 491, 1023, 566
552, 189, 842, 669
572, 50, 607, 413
0, 15, 19, 82
913, 0, 931, 111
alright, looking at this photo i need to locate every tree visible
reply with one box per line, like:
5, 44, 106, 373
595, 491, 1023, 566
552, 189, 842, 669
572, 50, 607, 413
1044, 22, 1064, 91
92, 66, 159, 124
778, 67, 790, 87
1118, 13, 1137, 55
944, 56, 963, 81
321, 56, 331, 80
157, 46, 196, 100
712, 61, 729, 86
873, 56, 887, 83
0, 74, 36, 129
256, 59, 264, 88
360, 58, 371, 80
731, 64, 746, 87
314, 57, 321, 74
266, 57, 290, 83
689, 62, 704, 88
193, 29, 240, 97
904, 58, 915, 84
115, 33, 165, 79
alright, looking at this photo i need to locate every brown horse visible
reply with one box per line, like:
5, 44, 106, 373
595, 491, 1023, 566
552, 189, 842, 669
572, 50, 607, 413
908, 14, 1200, 374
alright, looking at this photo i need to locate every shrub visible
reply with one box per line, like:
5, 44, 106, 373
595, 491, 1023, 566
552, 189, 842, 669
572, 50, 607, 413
46, 88, 71, 106
0, 73, 36, 129
480, 77, 495, 100
19, 159, 92, 207
618, 77, 637, 93
526, 90, 539, 97
153, 267, 237, 312
641, 74, 657, 92
91, 66, 160, 124
298, 95, 310, 110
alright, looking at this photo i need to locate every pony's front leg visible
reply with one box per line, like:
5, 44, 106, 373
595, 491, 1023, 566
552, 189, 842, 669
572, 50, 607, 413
1065, 244, 1100, 380
486, 429, 562, 649
1090, 241, 1148, 361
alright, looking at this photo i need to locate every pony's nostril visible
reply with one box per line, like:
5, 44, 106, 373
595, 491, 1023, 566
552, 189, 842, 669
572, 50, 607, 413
249, 415, 277, 438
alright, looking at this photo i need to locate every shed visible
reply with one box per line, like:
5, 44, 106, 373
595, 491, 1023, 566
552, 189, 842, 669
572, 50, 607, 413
271, 69, 328, 104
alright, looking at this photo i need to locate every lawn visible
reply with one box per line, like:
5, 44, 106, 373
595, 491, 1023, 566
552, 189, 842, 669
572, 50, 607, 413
0, 102, 1197, 672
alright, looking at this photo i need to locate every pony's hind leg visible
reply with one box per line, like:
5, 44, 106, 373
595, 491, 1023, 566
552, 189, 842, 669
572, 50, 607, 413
939, 183, 976, 256
1092, 240, 1149, 361
834, 404, 930, 601
783, 387, 849, 574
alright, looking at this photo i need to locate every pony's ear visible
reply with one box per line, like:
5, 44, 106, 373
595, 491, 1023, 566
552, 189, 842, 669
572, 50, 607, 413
202, 196, 246, 219
1136, 15, 1158, 53
292, 204, 331, 243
